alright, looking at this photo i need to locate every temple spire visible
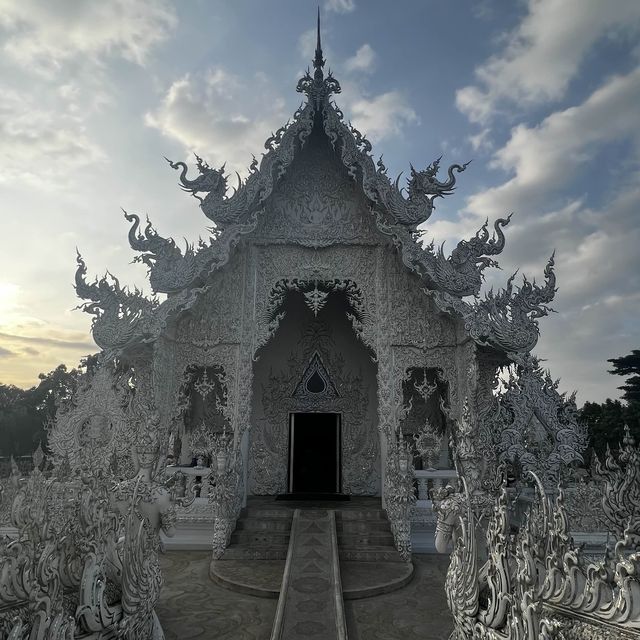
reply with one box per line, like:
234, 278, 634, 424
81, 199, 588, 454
296, 9, 340, 103
313, 7, 325, 80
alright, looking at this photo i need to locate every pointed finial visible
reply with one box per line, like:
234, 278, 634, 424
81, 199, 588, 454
313, 7, 325, 79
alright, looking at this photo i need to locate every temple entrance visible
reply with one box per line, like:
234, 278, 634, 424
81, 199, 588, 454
288, 412, 341, 493
249, 286, 379, 496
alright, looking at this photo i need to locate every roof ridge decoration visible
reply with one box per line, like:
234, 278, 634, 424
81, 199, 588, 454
161, 11, 468, 231
296, 7, 342, 108
74, 251, 203, 357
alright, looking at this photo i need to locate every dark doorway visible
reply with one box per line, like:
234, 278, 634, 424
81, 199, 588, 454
289, 413, 340, 493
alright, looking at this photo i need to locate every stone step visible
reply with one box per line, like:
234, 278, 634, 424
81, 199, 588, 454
241, 508, 294, 520
235, 518, 293, 532
229, 530, 290, 545
335, 509, 387, 521
211, 552, 413, 599
221, 546, 289, 561
341, 560, 414, 599
336, 519, 391, 533
339, 547, 406, 562
338, 531, 395, 546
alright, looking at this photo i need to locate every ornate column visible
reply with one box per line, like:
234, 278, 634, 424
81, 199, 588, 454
375, 251, 416, 558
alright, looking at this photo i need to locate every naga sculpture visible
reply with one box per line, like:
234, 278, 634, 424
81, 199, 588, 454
164, 154, 247, 226
74, 251, 157, 354
375, 157, 471, 227
165, 153, 228, 203
124, 210, 217, 294
375, 214, 511, 298
474, 253, 557, 354
432, 215, 511, 294
431, 253, 557, 354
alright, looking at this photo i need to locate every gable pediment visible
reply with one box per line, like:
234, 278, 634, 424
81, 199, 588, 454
252, 124, 381, 248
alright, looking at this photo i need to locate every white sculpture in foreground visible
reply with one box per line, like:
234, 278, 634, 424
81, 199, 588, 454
0, 372, 178, 639
437, 427, 640, 639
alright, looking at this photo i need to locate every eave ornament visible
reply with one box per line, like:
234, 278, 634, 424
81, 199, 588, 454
431, 253, 557, 355
375, 157, 471, 227
74, 251, 158, 354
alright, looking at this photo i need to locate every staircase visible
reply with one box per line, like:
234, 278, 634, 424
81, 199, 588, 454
336, 507, 400, 562
210, 497, 413, 603
222, 505, 293, 560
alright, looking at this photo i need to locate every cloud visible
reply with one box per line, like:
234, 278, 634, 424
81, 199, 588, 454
0, 322, 96, 388
467, 66, 640, 219
145, 67, 289, 174
456, 0, 640, 123
345, 44, 376, 73
430, 64, 640, 403
325, 0, 355, 13
0, 87, 105, 187
0, 0, 177, 74
0, 331, 95, 352
0, 0, 175, 188
468, 127, 492, 152
344, 88, 419, 144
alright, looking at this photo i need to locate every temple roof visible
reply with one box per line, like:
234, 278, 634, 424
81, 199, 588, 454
124, 15, 513, 297
74, 15, 557, 361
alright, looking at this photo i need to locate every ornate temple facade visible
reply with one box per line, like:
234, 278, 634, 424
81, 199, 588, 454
55, 23, 584, 559
9, 18, 640, 640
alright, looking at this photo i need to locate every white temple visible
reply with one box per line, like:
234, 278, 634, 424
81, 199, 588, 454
64, 13, 584, 558
4, 15, 640, 640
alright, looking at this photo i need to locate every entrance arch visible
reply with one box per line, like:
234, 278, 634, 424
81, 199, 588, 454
249, 286, 379, 496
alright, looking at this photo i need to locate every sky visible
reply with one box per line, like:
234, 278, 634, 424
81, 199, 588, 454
0, 0, 639, 404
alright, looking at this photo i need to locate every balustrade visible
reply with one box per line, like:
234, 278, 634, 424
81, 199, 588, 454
165, 464, 213, 500
413, 469, 458, 504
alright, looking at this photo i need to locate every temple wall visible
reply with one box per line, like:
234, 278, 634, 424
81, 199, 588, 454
149, 125, 477, 504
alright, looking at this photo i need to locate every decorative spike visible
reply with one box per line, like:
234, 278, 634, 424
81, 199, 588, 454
313, 7, 325, 79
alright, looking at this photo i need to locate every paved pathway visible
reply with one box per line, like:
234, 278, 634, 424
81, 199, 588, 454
157, 551, 452, 640
271, 509, 346, 639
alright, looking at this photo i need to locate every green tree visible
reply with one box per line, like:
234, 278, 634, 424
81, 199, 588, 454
580, 399, 640, 461
0, 384, 30, 457
608, 349, 640, 403
0, 363, 85, 457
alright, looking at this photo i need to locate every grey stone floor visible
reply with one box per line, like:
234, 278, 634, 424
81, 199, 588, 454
157, 551, 452, 639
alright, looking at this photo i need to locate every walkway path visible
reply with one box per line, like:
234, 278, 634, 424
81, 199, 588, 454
157, 551, 452, 639
270, 509, 347, 639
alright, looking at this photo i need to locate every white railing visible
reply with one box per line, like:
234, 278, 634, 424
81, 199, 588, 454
165, 464, 213, 500
413, 469, 458, 502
